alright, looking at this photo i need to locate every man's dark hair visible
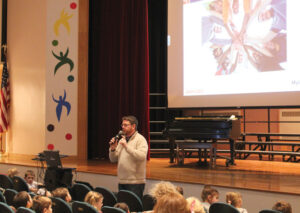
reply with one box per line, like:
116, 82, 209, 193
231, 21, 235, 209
13, 191, 31, 209
122, 115, 138, 130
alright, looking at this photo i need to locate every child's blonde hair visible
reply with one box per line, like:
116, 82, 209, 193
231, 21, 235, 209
226, 192, 242, 207
8, 168, 19, 178
186, 197, 205, 213
84, 191, 103, 210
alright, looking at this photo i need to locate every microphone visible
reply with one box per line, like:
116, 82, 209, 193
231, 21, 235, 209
109, 131, 124, 145
115, 130, 124, 141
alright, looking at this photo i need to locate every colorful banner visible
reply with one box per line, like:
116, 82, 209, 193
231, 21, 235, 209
46, 0, 78, 155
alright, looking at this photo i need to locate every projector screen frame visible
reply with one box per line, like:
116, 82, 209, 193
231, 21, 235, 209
166, 0, 300, 109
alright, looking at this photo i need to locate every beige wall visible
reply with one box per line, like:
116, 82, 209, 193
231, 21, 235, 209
7, 0, 46, 154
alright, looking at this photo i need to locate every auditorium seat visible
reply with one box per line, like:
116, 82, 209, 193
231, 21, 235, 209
142, 194, 155, 211
16, 207, 35, 213
12, 176, 30, 192
71, 183, 91, 201
72, 201, 98, 213
0, 201, 15, 213
0, 191, 6, 203
259, 210, 281, 213
209, 202, 239, 213
28, 192, 36, 199
102, 206, 127, 213
50, 196, 72, 213
75, 180, 94, 190
3, 188, 18, 206
117, 190, 143, 212
0, 174, 13, 189
95, 186, 117, 207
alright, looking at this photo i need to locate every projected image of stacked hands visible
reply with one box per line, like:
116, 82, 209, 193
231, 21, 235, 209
206, 0, 286, 75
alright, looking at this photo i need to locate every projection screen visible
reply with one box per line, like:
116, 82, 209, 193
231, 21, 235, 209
168, 0, 300, 108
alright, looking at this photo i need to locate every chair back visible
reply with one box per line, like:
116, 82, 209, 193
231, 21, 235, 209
95, 186, 117, 207
259, 210, 281, 213
142, 194, 155, 211
117, 190, 143, 212
75, 181, 94, 190
0, 201, 15, 213
3, 188, 18, 206
12, 176, 29, 192
209, 202, 240, 213
70, 183, 91, 201
50, 196, 72, 213
72, 201, 98, 213
102, 206, 127, 213
28, 192, 36, 199
0, 191, 7, 203
16, 207, 35, 213
0, 174, 13, 189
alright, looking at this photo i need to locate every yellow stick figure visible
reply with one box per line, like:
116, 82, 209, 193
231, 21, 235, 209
53, 9, 73, 36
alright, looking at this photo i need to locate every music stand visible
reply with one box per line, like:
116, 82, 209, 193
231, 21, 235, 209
43, 150, 62, 168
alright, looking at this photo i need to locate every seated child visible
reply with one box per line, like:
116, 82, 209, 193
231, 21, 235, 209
186, 196, 205, 213
84, 191, 104, 213
24, 170, 39, 193
13, 191, 33, 209
32, 195, 53, 213
51, 187, 72, 203
8, 168, 19, 179
201, 185, 219, 213
114, 202, 130, 213
226, 192, 248, 213
272, 200, 292, 213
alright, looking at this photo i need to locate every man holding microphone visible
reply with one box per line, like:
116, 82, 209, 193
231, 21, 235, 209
109, 115, 148, 199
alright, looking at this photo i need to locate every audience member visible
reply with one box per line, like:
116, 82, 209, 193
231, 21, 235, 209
114, 202, 130, 213
153, 192, 190, 213
226, 192, 248, 213
32, 196, 53, 213
149, 181, 179, 201
13, 191, 33, 209
8, 168, 19, 179
272, 200, 292, 213
24, 170, 39, 193
84, 191, 103, 213
51, 187, 72, 202
176, 186, 184, 195
186, 197, 205, 213
201, 185, 219, 213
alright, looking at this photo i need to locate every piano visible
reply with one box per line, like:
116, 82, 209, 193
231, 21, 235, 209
163, 116, 241, 166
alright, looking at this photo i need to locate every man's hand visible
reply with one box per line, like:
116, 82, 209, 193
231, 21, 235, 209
119, 137, 127, 149
109, 137, 117, 151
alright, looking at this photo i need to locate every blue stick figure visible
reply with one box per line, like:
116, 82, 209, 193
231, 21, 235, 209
52, 90, 71, 122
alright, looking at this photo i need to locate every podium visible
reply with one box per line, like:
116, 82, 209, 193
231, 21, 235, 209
44, 167, 73, 191
33, 150, 75, 191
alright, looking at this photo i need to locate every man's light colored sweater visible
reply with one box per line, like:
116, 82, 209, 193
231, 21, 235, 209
109, 131, 148, 184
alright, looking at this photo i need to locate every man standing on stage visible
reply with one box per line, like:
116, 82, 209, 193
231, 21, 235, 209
109, 115, 148, 199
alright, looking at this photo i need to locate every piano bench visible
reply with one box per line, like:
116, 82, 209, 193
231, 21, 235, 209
175, 142, 217, 168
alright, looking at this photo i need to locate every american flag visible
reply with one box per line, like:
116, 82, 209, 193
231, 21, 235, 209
0, 60, 10, 132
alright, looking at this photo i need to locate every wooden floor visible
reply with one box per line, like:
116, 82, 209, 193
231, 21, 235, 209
1, 154, 300, 195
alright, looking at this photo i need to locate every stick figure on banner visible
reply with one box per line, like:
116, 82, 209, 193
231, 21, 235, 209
52, 90, 71, 122
52, 48, 74, 74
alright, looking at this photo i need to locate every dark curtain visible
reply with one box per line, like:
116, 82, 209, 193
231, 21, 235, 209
148, 0, 167, 136
148, 0, 167, 94
88, 0, 150, 159
1, 0, 7, 62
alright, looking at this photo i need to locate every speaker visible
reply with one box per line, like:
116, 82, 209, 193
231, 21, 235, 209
44, 168, 73, 191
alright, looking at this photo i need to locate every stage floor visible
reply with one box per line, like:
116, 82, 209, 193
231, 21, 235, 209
0, 154, 299, 195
